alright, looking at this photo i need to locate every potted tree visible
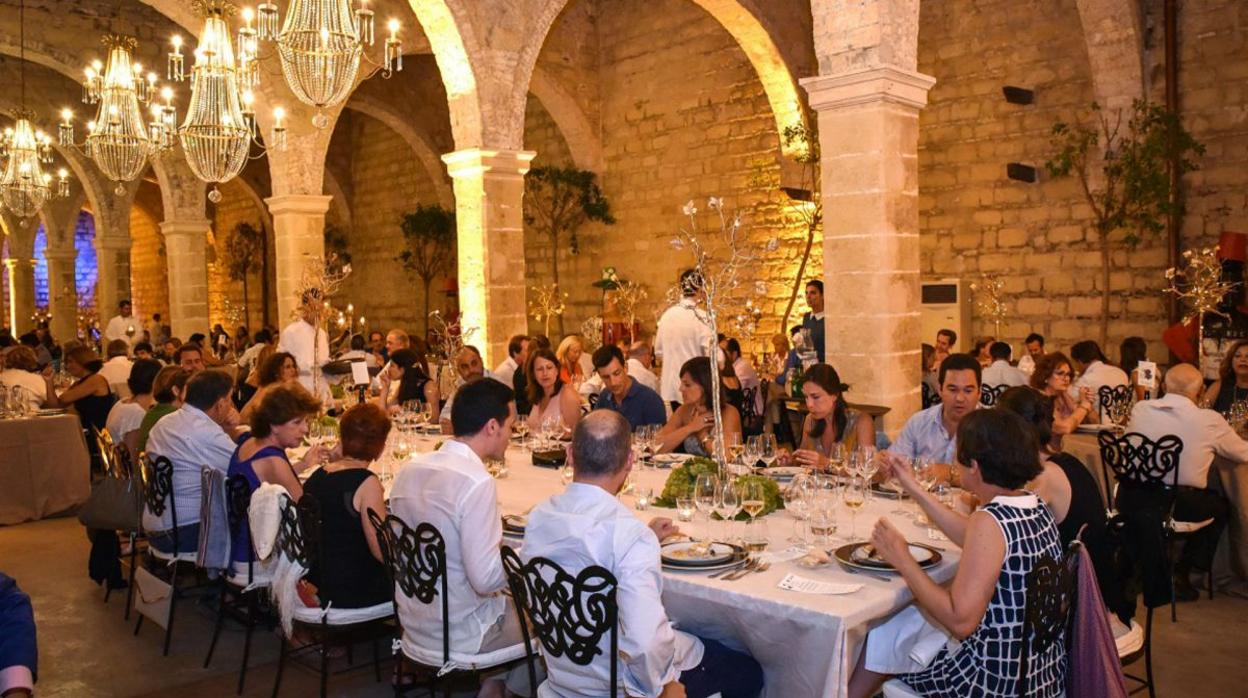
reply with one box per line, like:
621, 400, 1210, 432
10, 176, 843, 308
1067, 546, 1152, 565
396, 204, 456, 338
224, 221, 264, 327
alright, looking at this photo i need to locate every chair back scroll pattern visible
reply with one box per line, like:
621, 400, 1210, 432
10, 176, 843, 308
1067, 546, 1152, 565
921, 382, 941, 409
501, 546, 619, 697
368, 510, 451, 664
1096, 431, 1183, 490
1019, 546, 1078, 698
979, 384, 1007, 407
1097, 384, 1133, 421
275, 494, 318, 570
140, 454, 175, 520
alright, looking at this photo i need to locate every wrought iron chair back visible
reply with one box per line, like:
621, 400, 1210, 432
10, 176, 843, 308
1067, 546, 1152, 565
1096, 431, 1183, 501
979, 384, 1007, 407
1098, 384, 1133, 422
921, 381, 941, 409
1019, 545, 1078, 698
501, 545, 619, 698
740, 385, 762, 434
92, 426, 117, 477
224, 474, 255, 582
111, 439, 136, 479
140, 453, 176, 527
367, 510, 450, 664
275, 493, 318, 571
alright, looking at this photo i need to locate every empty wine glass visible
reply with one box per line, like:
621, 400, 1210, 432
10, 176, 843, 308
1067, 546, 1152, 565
808, 493, 837, 548
743, 436, 761, 470
758, 434, 778, 469
740, 479, 766, 549
514, 413, 531, 450
716, 480, 741, 545
693, 474, 719, 553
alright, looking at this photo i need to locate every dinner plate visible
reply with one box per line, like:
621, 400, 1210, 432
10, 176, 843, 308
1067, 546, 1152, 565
651, 453, 692, 468
1075, 423, 1118, 433
834, 542, 942, 572
763, 466, 805, 481
34, 408, 66, 417
660, 540, 742, 568
662, 557, 746, 574
869, 482, 908, 499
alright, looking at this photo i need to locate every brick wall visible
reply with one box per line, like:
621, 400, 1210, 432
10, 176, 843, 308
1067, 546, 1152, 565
129, 204, 169, 325
209, 178, 267, 333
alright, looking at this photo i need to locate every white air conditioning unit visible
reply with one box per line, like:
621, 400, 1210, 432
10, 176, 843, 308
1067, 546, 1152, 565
920, 278, 972, 352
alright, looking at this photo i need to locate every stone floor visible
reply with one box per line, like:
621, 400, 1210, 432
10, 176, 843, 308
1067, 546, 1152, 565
4, 515, 1248, 697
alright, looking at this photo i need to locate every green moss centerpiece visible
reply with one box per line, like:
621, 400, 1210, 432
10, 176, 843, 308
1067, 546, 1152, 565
654, 457, 783, 520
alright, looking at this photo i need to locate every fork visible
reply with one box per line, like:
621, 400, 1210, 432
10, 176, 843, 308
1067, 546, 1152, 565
724, 560, 768, 581
710, 558, 755, 579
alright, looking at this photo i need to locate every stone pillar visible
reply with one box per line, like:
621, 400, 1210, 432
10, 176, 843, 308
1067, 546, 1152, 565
160, 221, 212, 340
3, 257, 36, 332
442, 148, 536, 367
43, 246, 79, 341
266, 195, 331, 325
801, 66, 935, 436
94, 236, 133, 323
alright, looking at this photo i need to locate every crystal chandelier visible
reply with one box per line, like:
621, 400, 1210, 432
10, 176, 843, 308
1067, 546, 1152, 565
1, 0, 69, 222
252, 0, 403, 128
58, 36, 178, 196
168, 0, 288, 202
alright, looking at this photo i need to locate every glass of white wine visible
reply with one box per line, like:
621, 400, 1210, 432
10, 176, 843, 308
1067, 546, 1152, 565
740, 479, 767, 551
514, 413, 531, 451
843, 476, 867, 539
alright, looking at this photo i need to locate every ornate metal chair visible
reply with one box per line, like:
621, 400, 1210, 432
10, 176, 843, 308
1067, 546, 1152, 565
979, 383, 1008, 407
1098, 384, 1134, 423
133, 453, 195, 656
921, 381, 941, 409
1019, 547, 1078, 698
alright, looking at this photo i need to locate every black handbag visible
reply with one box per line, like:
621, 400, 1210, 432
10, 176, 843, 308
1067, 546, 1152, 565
78, 475, 143, 532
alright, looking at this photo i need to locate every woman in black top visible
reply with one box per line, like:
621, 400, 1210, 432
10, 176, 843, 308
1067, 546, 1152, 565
301, 403, 390, 609
378, 347, 440, 417
997, 386, 1130, 621
1202, 338, 1248, 414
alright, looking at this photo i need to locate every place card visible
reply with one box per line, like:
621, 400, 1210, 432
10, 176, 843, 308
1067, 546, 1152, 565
777, 573, 862, 595
926, 528, 950, 543
1138, 361, 1158, 390
350, 360, 370, 386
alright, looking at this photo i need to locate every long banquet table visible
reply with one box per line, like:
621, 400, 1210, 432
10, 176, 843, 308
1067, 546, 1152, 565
0, 413, 92, 525
380, 434, 960, 698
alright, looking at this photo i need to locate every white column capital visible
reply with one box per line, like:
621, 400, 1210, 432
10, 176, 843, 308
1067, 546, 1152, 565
801, 65, 936, 112
42, 246, 77, 262
159, 220, 212, 238
265, 194, 333, 217
95, 235, 131, 252
3, 257, 36, 270
442, 148, 537, 180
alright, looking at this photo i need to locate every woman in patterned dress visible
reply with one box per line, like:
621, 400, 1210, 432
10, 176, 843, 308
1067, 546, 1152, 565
849, 409, 1065, 698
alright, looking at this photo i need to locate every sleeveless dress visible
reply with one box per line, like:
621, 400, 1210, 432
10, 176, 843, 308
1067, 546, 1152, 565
899, 494, 1065, 698
803, 408, 864, 454
226, 435, 293, 564
1212, 380, 1248, 415
534, 387, 569, 427
302, 468, 390, 609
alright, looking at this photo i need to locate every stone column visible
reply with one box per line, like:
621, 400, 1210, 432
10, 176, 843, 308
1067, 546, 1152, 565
266, 195, 331, 325
94, 236, 133, 323
43, 246, 79, 341
3, 257, 37, 332
442, 148, 536, 367
160, 221, 212, 340
801, 66, 935, 436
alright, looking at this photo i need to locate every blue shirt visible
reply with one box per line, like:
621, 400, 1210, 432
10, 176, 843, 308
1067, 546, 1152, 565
775, 349, 801, 386
594, 379, 667, 429
888, 404, 958, 464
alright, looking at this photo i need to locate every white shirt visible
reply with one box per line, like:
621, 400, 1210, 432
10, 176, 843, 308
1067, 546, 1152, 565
627, 358, 660, 394
732, 356, 763, 414
982, 360, 1028, 388
1126, 393, 1248, 488
524, 483, 702, 698
1017, 353, 1038, 377
143, 404, 237, 532
104, 315, 144, 348
97, 356, 134, 395
105, 401, 146, 442
1070, 360, 1130, 422
237, 342, 267, 371
654, 299, 713, 403
0, 369, 46, 409
438, 371, 503, 423
389, 439, 508, 661
278, 319, 330, 397
493, 356, 519, 388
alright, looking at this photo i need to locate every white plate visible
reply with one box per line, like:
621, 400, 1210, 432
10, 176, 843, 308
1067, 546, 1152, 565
662, 558, 746, 574
764, 466, 805, 480
661, 540, 740, 567
651, 453, 693, 467
851, 543, 935, 565
1075, 424, 1117, 433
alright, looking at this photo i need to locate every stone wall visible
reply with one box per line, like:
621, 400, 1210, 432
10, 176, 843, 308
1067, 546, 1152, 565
129, 204, 169, 326
209, 179, 268, 333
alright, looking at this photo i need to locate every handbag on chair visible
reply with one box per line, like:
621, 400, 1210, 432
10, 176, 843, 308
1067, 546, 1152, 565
78, 475, 143, 532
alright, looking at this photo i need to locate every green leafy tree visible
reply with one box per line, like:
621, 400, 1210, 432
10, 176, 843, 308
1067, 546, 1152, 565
524, 166, 616, 333
1046, 100, 1203, 345
224, 222, 264, 326
324, 224, 352, 274
396, 204, 457, 336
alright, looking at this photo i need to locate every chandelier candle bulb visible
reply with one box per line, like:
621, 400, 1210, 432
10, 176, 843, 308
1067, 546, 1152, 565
257, 2, 279, 40
168, 36, 184, 81
356, 1, 375, 45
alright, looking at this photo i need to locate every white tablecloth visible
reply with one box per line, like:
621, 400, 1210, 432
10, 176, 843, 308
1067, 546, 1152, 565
377, 435, 960, 698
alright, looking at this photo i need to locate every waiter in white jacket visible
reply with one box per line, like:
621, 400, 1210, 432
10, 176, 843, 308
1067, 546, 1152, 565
278, 289, 331, 400
654, 269, 713, 412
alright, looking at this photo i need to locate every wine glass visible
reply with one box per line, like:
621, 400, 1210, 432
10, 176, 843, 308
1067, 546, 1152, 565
560, 462, 574, 486
826, 443, 846, 479
913, 457, 939, 525
390, 433, 412, 465
307, 419, 324, 448
724, 432, 743, 468
715, 480, 741, 545
514, 413, 531, 450
808, 492, 837, 548
758, 434, 778, 469
783, 475, 814, 546
740, 479, 766, 550
742, 436, 760, 471
883, 454, 910, 515
693, 474, 719, 553
842, 477, 867, 539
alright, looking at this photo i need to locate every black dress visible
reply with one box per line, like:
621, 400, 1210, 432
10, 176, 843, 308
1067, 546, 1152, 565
1211, 380, 1248, 415
302, 468, 390, 609
1048, 451, 1130, 621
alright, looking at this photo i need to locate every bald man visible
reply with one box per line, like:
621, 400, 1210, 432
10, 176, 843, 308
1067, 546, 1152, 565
1126, 362, 1248, 600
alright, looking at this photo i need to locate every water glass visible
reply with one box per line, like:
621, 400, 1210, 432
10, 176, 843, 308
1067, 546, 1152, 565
744, 517, 769, 552
808, 495, 837, 548
676, 497, 696, 523
694, 474, 719, 550
716, 480, 741, 544
635, 487, 654, 511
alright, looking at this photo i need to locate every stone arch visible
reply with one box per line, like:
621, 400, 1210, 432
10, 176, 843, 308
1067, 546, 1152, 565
1075, 0, 1146, 110
344, 94, 456, 208
528, 67, 602, 172
321, 166, 353, 232
403, 0, 486, 150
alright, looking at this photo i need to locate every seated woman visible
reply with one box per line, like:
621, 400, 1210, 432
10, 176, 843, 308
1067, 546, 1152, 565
228, 384, 325, 577
526, 347, 582, 433
240, 351, 299, 422
1119, 336, 1153, 402
555, 335, 585, 388
1029, 352, 1093, 448
1201, 338, 1248, 413
0, 346, 47, 410
105, 358, 162, 459
656, 356, 742, 457
850, 409, 1064, 698
785, 364, 874, 468
136, 367, 190, 455
719, 349, 745, 415
301, 403, 390, 609
378, 347, 440, 417
44, 346, 116, 449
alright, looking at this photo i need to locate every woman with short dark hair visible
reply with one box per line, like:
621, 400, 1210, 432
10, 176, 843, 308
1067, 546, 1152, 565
850, 409, 1064, 698
785, 364, 875, 468
656, 356, 742, 456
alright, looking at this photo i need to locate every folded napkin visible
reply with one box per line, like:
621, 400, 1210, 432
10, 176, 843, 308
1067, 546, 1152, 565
864, 605, 954, 675
760, 547, 807, 565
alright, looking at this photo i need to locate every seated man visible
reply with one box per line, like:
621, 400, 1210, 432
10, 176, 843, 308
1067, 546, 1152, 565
981, 341, 1027, 388
524, 410, 765, 698
439, 345, 501, 433
0, 572, 36, 698
389, 379, 525, 697
725, 338, 762, 417
493, 334, 530, 390
97, 339, 134, 396
889, 353, 981, 467
591, 345, 666, 429
1126, 363, 1248, 600
626, 341, 661, 394
144, 369, 243, 553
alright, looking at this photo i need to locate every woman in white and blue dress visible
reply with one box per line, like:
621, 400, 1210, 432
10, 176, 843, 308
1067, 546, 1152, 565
849, 408, 1065, 698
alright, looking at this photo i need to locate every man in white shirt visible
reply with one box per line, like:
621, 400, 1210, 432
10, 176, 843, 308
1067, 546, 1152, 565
103, 299, 144, 353
655, 270, 713, 410
627, 341, 661, 394
144, 370, 242, 554
439, 346, 502, 432
981, 341, 1027, 389
278, 290, 330, 399
493, 334, 531, 391
524, 410, 764, 698
1016, 333, 1045, 376
1126, 363, 1248, 598
337, 333, 380, 368
236, 329, 273, 372
97, 339, 134, 397
1069, 340, 1129, 422
389, 378, 526, 696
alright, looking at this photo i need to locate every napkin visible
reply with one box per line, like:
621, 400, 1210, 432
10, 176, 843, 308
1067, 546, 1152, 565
777, 573, 862, 595
760, 547, 807, 565
864, 606, 953, 674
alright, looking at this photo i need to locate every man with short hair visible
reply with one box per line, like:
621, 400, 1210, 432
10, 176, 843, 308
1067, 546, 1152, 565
279, 290, 331, 399
144, 369, 242, 554
931, 328, 957, 370
161, 337, 182, 363
1017, 333, 1045, 376
236, 328, 273, 372
890, 353, 981, 465
524, 411, 765, 698
981, 341, 1027, 388
389, 379, 526, 697
132, 342, 155, 361
0, 571, 37, 698
385, 329, 410, 359
626, 341, 661, 394
802, 279, 826, 363
151, 313, 170, 348
439, 345, 498, 433
493, 334, 530, 390
591, 345, 666, 429
1127, 363, 1248, 600
104, 300, 144, 352
338, 333, 379, 367
97, 339, 134, 395
655, 269, 714, 410
173, 343, 206, 374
